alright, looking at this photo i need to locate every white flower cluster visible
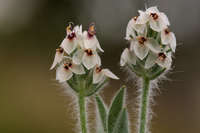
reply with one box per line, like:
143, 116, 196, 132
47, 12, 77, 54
121, 7, 177, 69
50, 23, 119, 83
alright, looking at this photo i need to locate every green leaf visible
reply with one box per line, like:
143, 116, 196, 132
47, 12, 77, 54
86, 79, 109, 97
113, 108, 129, 133
96, 95, 108, 133
108, 86, 126, 133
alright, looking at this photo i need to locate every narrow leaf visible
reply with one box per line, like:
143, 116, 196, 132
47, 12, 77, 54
113, 108, 129, 133
108, 86, 126, 133
96, 95, 108, 133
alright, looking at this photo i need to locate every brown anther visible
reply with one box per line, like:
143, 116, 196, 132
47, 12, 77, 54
95, 67, 102, 73
66, 22, 74, 33
150, 13, 159, 20
88, 23, 96, 38
67, 32, 76, 40
133, 16, 138, 21
158, 53, 166, 61
164, 28, 170, 35
56, 47, 64, 53
138, 36, 147, 45
64, 64, 69, 70
68, 62, 72, 67
85, 49, 93, 56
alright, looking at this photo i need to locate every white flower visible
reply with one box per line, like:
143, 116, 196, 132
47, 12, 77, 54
145, 47, 172, 69
74, 25, 84, 48
50, 47, 64, 70
82, 23, 104, 52
56, 60, 85, 82
146, 6, 170, 32
125, 16, 147, 40
60, 31, 77, 55
120, 48, 137, 66
93, 66, 119, 84
161, 28, 176, 52
72, 47, 101, 70
130, 36, 162, 60
60, 24, 79, 55
136, 10, 149, 24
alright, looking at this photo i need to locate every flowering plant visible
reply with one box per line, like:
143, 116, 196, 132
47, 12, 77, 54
50, 23, 119, 133
50, 5, 177, 133
120, 6, 177, 133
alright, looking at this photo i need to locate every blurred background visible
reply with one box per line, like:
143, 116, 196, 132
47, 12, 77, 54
0, 0, 200, 132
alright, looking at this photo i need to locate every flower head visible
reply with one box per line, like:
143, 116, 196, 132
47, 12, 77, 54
121, 6, 177, 78
51, 23, 118, 86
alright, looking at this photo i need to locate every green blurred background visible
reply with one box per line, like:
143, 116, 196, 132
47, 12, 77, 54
0, 0, 200, 133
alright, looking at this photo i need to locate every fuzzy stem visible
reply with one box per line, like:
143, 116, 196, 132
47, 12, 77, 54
78, 90, 87, 133
139, 77, 150, 133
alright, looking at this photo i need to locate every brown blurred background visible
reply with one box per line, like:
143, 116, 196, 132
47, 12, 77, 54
0, 0, 200, 133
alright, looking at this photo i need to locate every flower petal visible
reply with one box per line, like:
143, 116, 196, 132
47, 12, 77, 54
50, 51, 64, 70
74, 25, 82, 36
103, 69, 119, 80
96, 38, 104, 52
72, 49, 84, 64
156, 56, 172, 69
93, 69, 104, 84
83, 31, 100, 51
96, 53, 101, 66
120, 48, 128, 66
82, 52, 98, 69
69, 64, 85, 74
145, 52, 157, 69
56, 66, 73, 82
146, 6, 159, 14
146, 38, 162, 54
120, 48, 136, 66
126, 19, 136, 40
169, 32, 176, 52
61, 38, 77, 54
137, 10, 149, 24
132, 41, 149, 60
133, 24, 147, 34
149, 19, 162, 32
160, 12, 170, 26
161, 30, 171, 45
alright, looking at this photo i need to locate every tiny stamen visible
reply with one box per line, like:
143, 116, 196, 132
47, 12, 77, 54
68, 62, 72, 67
88, 23, 96, 38
133, 16, 138, 21
137, 36, 147, 45
85, 49, 93, 56
64, 64, 69, 70
158, 53, 166, 61
67, 32, 76, 40
95, 67, 102, 73
66, 22, 74, 34
150, 13, 159, 20
56, 47, 64, 53
164, 28, 170, 35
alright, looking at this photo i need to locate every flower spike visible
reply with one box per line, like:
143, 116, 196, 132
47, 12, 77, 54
120, 6, 177, 133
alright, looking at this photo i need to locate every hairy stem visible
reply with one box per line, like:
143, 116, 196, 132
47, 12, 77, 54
78, 90, 87, 133
139, 77, 150, 133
